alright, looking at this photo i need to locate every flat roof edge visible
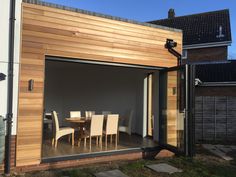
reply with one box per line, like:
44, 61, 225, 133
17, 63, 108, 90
23, 0, 182, 33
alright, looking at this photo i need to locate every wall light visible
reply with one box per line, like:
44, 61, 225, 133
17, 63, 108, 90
28, 79, 34, 91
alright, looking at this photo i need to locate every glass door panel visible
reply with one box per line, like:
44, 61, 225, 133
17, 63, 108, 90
160, 66, 185, 152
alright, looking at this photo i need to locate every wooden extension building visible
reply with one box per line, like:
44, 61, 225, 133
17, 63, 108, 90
0, 0, 195, 173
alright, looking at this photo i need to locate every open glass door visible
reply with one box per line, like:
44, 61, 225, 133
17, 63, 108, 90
159, 65, 195, 155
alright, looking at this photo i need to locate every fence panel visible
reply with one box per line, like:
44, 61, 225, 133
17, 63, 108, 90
195, 96, 236, 142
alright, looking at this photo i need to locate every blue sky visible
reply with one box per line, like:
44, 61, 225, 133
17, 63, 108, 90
42, 0, 236, 59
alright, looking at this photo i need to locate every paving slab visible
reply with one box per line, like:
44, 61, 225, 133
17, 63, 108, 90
220, 147, 232, 153
94, 169, 129, 177
230, 146, 236, 150
203, 144, 233, 161
146, 163, 182, 174
215, 145, 224, 148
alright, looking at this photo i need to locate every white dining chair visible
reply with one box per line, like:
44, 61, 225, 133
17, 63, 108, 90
51, 111, 75, 147
119, 110, 133, 135
85, 111, 95, 119
103, 114, 119, 148
84, 115, 104, 151
70, 111, 81, 118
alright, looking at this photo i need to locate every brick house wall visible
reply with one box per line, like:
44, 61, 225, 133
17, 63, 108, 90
186, 46, 228, 63
0, 135, 16, 172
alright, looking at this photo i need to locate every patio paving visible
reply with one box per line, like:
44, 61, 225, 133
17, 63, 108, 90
146, 163, 183, 174
203, 144, 234, 161
94, 169, 129, 177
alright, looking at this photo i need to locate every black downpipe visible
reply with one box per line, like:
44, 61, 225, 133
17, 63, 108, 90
5, 0, 16, 174
168, 49, 182, 65
187, 65, 196, 157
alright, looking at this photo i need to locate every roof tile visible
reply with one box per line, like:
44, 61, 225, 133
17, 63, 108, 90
148, 10, 232, 46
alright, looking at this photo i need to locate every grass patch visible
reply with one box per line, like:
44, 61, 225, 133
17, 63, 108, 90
11, 147, 236, 177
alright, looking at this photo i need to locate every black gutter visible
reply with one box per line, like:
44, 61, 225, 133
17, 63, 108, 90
165, 39, 182, 65
5, 0, 16, 174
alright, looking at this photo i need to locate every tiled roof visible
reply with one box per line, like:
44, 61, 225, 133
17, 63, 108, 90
196, 61, 236, 82
23, 0, 181, 32
148, 9, 232, 46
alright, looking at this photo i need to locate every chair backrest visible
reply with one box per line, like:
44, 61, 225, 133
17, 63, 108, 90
70, 111, 81, 118
106, 114, 119, 135
90, 115, 104, 136
85, 111, 95, 118
52, 111, 59, 132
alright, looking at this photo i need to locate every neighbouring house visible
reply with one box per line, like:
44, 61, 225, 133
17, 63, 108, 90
148, 9, 232, 63
195, 61, 236, 142
0, 0, 196, 174
149, 8, 235, 144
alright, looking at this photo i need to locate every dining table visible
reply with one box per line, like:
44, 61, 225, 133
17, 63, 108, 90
65, 117, 91, 145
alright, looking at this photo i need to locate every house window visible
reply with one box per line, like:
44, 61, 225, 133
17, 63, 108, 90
182, 49, 187, 59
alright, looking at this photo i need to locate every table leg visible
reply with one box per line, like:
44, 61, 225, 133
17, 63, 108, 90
78, 123, 84, 146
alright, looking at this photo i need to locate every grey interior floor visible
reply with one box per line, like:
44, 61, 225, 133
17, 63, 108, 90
42, 132, 158, 158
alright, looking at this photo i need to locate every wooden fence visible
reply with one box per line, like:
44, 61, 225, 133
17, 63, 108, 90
195, 96, 236, 142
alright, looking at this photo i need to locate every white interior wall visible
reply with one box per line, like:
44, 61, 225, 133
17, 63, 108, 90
142, 76, 147, 137
44, 61, 150, 136
0, 0, 22, 135
152, 72, 160, 142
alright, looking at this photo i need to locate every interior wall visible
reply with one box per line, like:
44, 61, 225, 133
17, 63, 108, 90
44, 60, 150, 135
152, 72, 160, 142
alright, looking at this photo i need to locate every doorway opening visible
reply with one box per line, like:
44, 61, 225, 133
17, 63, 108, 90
42, 58, 161, 159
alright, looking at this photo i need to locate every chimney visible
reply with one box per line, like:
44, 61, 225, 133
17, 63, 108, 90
168, 8, 175, 18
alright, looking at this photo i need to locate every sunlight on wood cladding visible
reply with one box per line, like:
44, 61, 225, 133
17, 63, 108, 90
167, 71, 178, 147
16, 2, 182, 166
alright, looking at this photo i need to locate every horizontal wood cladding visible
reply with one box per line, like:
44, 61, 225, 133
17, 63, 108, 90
16, 2, 182, 166
22, 3, 182, 67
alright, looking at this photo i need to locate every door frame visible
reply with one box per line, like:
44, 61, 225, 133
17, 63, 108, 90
159, 64, 195, 156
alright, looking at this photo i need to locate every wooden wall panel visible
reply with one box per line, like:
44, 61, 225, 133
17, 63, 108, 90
16, 2, 182, 166
167, 71, 178, 146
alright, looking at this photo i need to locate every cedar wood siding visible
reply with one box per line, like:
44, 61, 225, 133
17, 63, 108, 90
16, 2, 182, 166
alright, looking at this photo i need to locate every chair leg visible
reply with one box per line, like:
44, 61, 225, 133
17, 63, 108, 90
110, 134, 112, 144
72, 132, 74, 146
115, 134, 118, 148
105, 134, 107, 148
78, 138, 81, 147
117, 131, 119, 143
55, 139, 58, 148
68, 134, 71, 143
96, 136, 98, 146
89, 137, 92, 151
84, 137, 87, 147
52, 138, 55, 146
100, 135, 102, 148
